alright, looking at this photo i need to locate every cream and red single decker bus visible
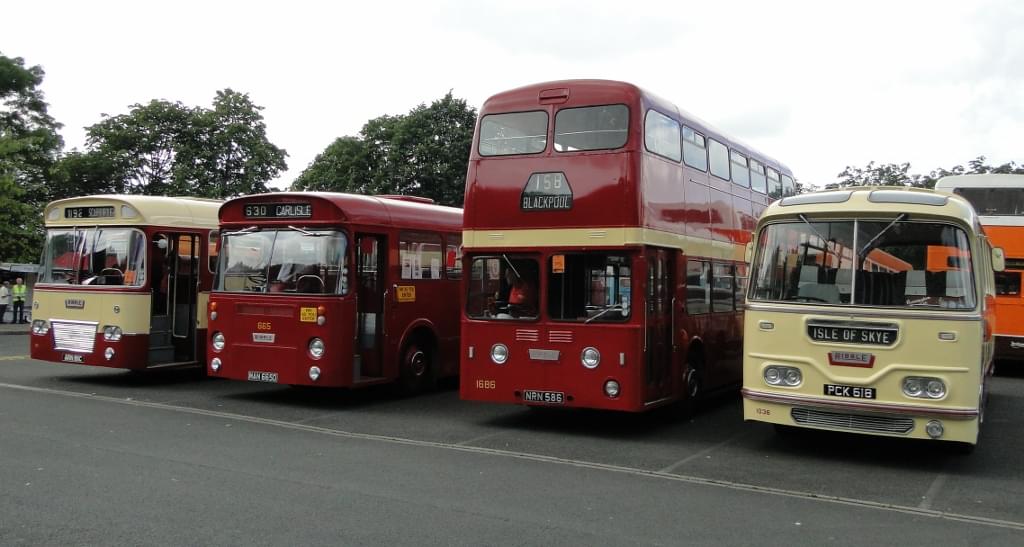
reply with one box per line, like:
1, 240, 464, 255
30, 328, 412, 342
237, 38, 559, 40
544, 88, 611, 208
742, 187, 1002, 450
31, 195, 221, 369
460, 80, 795, 412
208, 193, 462, 392
934, 174, 1024, 364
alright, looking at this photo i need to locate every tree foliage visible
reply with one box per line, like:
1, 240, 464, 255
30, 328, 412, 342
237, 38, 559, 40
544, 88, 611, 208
292, 92, 476, 207
834, 156, 1024, 189
61, 89, 288, 199
0, 52, 63, 261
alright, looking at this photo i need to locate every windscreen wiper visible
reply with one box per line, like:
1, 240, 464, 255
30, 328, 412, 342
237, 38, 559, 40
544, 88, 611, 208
287, 225, 323, 237
858, 214, 908, 257
222, 225, 259, 237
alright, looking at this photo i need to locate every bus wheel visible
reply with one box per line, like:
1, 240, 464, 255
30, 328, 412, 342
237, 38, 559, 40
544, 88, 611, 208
682, 359, 703, 416
399, 338, 435, 395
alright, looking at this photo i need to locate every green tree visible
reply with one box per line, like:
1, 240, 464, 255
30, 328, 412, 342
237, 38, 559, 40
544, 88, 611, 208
835, 156, 1024, 190
0, 52, 63, 261
292, 92, 476, 207
68, 90, 287, 198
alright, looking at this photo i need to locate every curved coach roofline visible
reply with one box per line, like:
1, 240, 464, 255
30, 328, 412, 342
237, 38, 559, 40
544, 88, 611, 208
44, 195, 221, 229
477, 79, 793, 177
758, 187, 979, 228
219, 192, 463, 231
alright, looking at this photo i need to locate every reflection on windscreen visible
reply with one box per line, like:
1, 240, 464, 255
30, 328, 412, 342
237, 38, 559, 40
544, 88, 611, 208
478, 111, 548, 156
217, 229, 348, 294
40, 228, 146, 286
554, 105, 628, 152
751, 220, 975, 309
548, 253, 631, 321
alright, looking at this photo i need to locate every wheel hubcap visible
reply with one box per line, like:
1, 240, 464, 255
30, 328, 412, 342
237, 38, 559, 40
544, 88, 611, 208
686, 367, 699, 399
409, 350, 425, 376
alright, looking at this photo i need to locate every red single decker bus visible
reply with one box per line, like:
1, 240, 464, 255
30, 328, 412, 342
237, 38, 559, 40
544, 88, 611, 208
208, 192, 463, 392
460, 80, 795, 411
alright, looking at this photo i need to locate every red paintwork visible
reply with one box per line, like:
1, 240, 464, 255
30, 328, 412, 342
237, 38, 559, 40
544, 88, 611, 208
30, 333, 149, 369
460, 80, 789, 411
210, 192, 463, 387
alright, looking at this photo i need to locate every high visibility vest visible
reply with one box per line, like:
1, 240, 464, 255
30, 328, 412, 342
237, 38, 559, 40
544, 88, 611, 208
12, 284, 26, 302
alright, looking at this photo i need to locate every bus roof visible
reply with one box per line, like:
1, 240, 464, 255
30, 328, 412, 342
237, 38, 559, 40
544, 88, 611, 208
44, 195, 221, 229
479, 79, 793, 177
934, 173, 1024, 191
759, 187, 979, 228
219, 192, 463, 231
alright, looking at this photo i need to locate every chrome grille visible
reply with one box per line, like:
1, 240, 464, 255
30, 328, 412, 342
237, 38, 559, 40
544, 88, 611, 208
515, 329, 539, 342
791, 407, 914, 434
548, 330, 573, 343
51, 320, 98, 353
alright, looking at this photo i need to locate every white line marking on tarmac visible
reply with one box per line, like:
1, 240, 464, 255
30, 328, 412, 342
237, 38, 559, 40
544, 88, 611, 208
657, 431, 744, 473
919, 471, 949, 510
3, 380, 1022, 532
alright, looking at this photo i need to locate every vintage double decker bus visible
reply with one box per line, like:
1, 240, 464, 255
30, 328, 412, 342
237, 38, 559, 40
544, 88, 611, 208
31, 195, 221, 369
460, 80, 794, 411
742, 187, 1002, 450
208, 192, 462, 392
934, 174, 1024, 364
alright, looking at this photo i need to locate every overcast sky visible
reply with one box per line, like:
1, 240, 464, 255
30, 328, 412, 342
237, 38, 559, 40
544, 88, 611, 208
5, 0, 1022, 189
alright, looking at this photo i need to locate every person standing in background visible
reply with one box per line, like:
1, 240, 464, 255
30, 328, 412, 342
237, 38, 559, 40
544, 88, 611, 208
0, 281, 10, 324
12, 277, 27, 324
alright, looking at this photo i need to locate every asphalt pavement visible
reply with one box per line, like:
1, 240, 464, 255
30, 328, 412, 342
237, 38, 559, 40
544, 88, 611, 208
2, 333, 1023, 546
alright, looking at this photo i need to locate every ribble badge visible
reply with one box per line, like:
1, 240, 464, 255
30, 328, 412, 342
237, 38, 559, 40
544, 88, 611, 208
521, 172, 572, 211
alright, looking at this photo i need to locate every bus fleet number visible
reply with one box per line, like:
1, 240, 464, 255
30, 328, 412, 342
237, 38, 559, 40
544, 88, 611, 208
476, 379, 496, 390
257, 321, 272, 330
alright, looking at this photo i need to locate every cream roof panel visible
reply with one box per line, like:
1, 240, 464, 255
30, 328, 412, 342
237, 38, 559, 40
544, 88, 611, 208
759, 187, 978, 227
45, 195, 221, 229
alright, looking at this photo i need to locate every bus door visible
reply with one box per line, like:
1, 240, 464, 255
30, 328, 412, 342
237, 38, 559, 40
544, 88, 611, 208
171, 234, 199, 362
645, 249, 673, 402
149, 233, 173, 364
356, 234, 385, 379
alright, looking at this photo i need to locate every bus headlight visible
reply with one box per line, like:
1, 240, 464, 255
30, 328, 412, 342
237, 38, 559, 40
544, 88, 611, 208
490, 344, 508, 365
212, 332, 225, 351
581, 347, 601, 369
604, 379, 621, 398
210, 357, 222, 372
764, 365, 802, 387
903, 377, 945, 399
309, 338, 325, 359
103, 325, 123, 341
31, 320, 48, 335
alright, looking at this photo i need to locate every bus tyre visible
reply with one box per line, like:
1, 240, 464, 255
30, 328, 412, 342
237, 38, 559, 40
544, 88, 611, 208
682, 360, 703, 416
399, 338, 435, 395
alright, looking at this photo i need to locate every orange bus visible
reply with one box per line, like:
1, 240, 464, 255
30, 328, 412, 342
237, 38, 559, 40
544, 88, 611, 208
31, 195, 220, 370
208, 193, 463, 392
460, 80, 795, 411
935, 174, 1024, 363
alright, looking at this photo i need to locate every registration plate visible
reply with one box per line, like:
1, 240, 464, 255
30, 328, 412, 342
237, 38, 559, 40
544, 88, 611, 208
823, 383, 876, 399
523, 390, 565, 404
247, 371, 279, 383
62, 353, 84, 363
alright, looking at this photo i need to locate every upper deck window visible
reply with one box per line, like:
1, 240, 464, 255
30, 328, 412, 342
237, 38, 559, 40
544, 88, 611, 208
554, 104, 628, 152
709, 139, 730, 181
781, 174, 796, 197
479, 111, 548, 156
767, 168, 782, 199
954, 188, 1024, 216
643, 110, 681, 162
750, 219, 976, 309
216, 228, 348, 295
730, 151, 750, 188
682, 126, 708, 171
750, 160, 767, 194
40, 227, 146, 287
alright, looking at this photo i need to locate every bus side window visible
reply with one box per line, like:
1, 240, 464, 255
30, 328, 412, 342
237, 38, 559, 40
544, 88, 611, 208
686, 260, 710, 315
209, 230, 219, 274
445, 234, 462, 280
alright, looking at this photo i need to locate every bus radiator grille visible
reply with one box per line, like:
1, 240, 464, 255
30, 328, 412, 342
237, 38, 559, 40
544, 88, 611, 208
791, 407, 915, 435
515, 329, 539, 342
51, 320, 98, 353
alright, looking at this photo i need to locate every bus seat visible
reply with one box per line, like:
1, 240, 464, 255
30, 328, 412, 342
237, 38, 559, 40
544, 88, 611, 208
905, 270, 926, 296
945, 271, 966, 298
835, 269, 852, 296
798, 265, 820, 287
798, 283, 840, 303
